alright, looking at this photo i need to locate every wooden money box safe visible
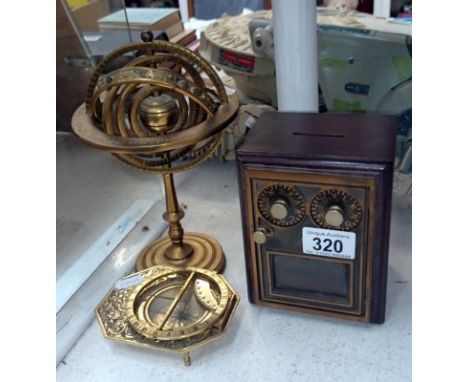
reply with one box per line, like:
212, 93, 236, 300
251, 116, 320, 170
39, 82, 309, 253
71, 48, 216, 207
236, 113, 397, 323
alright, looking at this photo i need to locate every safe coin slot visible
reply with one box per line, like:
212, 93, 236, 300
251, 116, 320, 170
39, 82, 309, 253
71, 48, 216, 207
292, 132, 345, 138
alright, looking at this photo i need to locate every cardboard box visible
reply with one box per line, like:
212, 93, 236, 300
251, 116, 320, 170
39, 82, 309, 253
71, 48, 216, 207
72, 0, 110, 32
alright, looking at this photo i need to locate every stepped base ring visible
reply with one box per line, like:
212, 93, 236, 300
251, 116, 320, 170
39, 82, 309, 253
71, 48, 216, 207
135, 232, 225, 272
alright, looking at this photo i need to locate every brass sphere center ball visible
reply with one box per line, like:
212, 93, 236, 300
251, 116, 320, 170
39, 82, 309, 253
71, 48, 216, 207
71, 40, 239, 272
139, 94, 179, 133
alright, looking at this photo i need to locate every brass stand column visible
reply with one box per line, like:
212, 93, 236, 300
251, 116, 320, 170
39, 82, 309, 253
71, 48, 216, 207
161, 173, 193, 261
134, 95, 225, 272
135, 171, 226, 272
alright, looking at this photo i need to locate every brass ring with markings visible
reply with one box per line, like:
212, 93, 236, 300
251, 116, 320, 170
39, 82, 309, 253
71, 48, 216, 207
72, 40, 239, 174
125, 267, 229, 341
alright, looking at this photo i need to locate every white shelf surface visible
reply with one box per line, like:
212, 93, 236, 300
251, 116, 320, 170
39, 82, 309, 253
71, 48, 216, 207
57, 159, 411, 382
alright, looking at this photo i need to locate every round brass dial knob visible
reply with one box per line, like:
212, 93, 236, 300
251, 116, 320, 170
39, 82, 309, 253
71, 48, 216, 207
324, 205, 345, 227
257, 184, 306, 227
270, 200, 288, 220
310, 189, 363, 231
253, 228, 268, 244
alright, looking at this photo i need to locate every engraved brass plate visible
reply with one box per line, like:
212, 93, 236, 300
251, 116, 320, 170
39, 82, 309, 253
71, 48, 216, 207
96, 266, 239, 365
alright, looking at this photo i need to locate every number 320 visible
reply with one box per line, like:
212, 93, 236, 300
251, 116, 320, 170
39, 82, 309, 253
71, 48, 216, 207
312, 238, 343, 253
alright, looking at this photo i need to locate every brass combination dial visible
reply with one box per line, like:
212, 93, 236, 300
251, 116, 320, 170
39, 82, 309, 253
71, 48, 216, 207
257, 184, 306, 227
310, 189, 363, 231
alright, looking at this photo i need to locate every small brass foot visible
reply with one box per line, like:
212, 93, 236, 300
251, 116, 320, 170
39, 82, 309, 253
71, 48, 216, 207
183, 352, 191, 367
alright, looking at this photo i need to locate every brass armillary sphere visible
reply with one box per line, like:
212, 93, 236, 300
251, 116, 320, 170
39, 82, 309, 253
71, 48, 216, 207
72, 37, 239, 272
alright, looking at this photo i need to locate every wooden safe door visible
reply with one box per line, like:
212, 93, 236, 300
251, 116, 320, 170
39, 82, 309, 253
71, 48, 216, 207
238, 164, 391, 323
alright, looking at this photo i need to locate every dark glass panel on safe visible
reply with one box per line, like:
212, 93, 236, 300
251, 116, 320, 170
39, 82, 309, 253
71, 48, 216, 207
271, 254, 350, 303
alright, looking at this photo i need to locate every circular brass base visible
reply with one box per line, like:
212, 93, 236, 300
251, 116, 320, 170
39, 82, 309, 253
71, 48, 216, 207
135, 232, 225, 272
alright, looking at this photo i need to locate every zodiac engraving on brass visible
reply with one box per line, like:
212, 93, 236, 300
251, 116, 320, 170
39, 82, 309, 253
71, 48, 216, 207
257, 184, 306, 227
309, 189, 363, 231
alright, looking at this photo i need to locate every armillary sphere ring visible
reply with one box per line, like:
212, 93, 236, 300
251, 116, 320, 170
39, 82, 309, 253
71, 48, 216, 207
72, 40, 239, 170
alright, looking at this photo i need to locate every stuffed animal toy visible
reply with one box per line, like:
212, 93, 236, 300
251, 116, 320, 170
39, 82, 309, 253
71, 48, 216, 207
324, 0, 359, 11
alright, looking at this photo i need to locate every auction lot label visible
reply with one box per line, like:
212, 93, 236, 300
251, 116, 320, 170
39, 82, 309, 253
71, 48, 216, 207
302, 227, 356, 260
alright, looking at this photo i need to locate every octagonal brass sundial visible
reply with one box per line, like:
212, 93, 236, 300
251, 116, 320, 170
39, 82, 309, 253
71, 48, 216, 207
96, 265, 239, 365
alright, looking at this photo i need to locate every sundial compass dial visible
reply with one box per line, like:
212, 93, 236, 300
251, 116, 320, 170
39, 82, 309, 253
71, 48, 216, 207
96, 266, 239, 366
